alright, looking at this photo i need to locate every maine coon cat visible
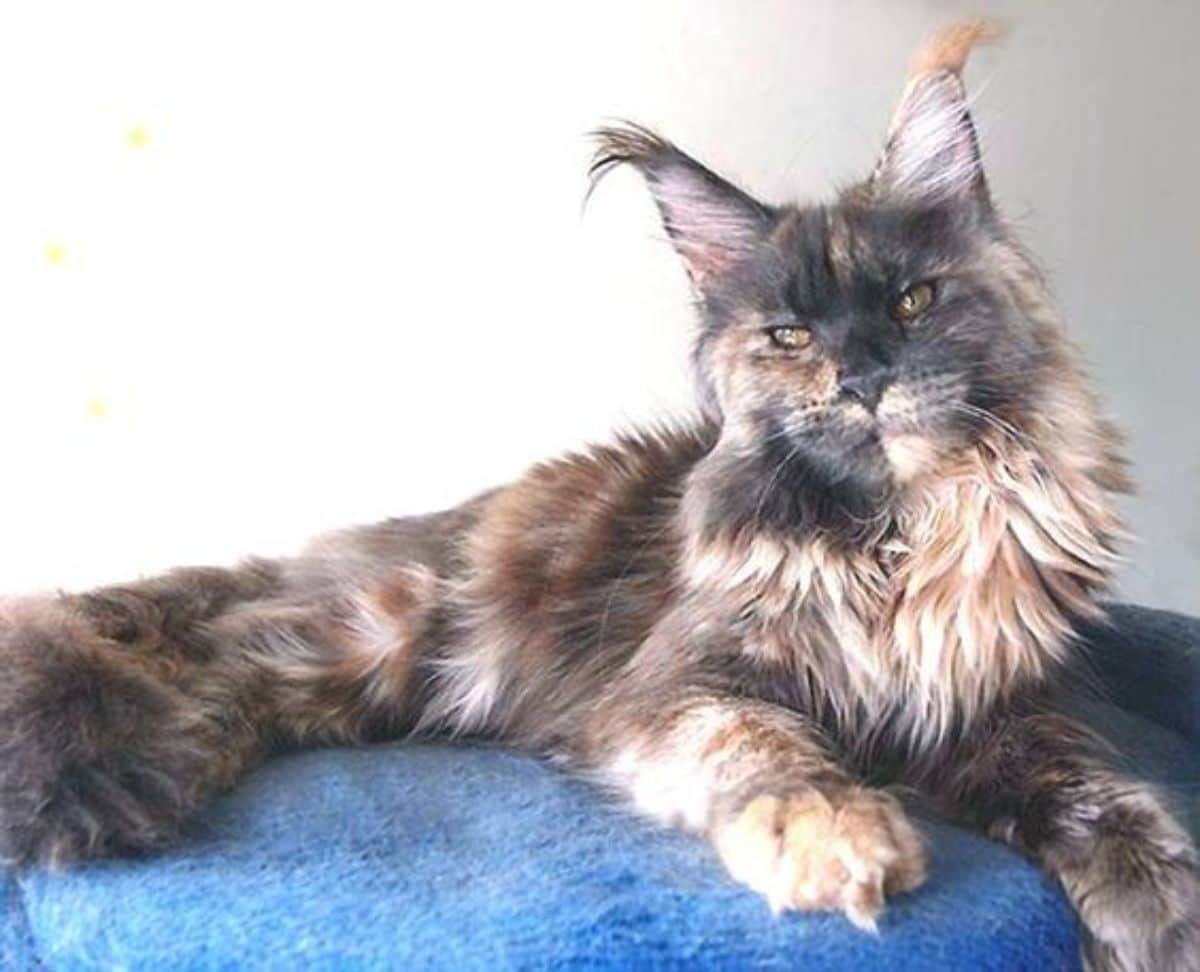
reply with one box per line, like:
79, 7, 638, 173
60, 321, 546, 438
0, 21, 1195, 970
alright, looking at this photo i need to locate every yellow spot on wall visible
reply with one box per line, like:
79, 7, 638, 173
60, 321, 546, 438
126, 124, 151, 149
85, 396, 109, 421
44, 243, 67, 266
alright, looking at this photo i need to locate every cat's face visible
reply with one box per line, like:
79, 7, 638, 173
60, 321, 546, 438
593, 56, 1049, 521
696, 193, 1039, 493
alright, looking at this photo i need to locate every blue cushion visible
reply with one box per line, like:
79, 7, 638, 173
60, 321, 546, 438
3, 604, 1197, 971
12, 744, 1081, 972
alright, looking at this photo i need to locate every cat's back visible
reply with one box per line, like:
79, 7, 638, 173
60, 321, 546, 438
456, 419, 716, 639
415, 419, 718, 735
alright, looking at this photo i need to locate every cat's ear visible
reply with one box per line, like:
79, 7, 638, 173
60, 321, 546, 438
590, 124, 773, 289
870, 21, 997, 209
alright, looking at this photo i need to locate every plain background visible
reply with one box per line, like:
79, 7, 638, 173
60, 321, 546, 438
0, 1, 1196, 613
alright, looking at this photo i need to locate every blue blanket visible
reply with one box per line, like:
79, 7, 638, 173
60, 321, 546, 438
3, 604, 1197, 970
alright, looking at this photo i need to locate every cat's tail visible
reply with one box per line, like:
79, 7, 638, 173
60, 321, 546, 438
0, 549, 443, 868
0, 567, 276, 867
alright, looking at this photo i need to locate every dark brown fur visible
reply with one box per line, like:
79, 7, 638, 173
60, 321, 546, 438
0, 22, 1194, 971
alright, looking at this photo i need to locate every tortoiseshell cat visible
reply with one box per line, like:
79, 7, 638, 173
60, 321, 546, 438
1, 22, 1195, 970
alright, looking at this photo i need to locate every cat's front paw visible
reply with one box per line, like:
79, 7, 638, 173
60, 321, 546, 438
1061, 812, 1200, 972
713, 787, 926, 929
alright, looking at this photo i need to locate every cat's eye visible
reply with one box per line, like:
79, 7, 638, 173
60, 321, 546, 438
767, 326, 812, 350
892, 282, 936, 322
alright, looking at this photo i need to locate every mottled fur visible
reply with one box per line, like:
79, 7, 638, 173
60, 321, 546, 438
0, 22, 1195, 971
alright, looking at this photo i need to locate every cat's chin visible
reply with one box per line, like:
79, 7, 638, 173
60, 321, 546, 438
823, 408, 929, 486
880, 432, 941, 484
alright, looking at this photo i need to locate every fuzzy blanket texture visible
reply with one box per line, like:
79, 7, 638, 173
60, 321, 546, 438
1, 604, 1196, 971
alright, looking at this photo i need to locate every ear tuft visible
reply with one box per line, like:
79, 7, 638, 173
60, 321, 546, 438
588, 123, 674, 190
908, 20, 1000, 78
587, 122, 772, 289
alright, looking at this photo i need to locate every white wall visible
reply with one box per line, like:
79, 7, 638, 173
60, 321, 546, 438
0, 1, 1195, 612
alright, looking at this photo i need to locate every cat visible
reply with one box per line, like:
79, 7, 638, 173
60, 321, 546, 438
0, 20, 1196, 971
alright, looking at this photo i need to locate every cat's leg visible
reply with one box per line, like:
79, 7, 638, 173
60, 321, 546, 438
594, 694, 926, 928
0, 557, 439, 868
937, 712, 1199, 971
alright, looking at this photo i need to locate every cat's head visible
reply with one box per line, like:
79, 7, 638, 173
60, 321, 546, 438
592, 23, 1111, 539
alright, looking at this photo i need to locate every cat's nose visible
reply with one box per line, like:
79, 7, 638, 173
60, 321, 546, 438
838, 369, 890, 411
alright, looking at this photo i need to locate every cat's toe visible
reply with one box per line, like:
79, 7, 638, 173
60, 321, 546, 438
714, 787, 926, 929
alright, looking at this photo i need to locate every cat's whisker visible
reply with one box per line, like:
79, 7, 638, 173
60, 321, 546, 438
947, 401, 1038, 450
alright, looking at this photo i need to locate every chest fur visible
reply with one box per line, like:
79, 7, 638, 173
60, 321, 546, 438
685, 441, 1123, 744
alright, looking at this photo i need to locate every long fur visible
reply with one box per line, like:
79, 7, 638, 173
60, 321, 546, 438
0, 21, 1194, 971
